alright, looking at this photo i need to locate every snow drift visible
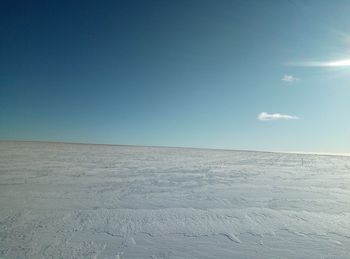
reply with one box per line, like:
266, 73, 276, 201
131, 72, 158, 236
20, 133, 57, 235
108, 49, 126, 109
1, 141, 350, 258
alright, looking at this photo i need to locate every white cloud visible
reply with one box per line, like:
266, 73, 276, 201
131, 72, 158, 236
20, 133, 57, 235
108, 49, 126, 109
288, 58, 350, 67
281, 75, 299, 83
258, 112, 300, 121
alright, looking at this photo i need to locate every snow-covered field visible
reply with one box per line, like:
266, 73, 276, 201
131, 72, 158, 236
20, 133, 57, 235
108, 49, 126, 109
1, 141, 350, 258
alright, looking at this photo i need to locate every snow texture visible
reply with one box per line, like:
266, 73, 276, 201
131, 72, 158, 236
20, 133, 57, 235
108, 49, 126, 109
1, 141, 350, 258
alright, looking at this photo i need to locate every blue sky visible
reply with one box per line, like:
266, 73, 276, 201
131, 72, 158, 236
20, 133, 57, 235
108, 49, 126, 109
1, 0, 350, 153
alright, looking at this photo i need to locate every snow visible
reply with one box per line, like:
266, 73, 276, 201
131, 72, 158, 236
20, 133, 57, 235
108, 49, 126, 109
1, 141, 350, 258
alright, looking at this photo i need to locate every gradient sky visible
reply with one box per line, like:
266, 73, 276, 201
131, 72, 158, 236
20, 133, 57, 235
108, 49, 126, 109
1, 0, 350, 153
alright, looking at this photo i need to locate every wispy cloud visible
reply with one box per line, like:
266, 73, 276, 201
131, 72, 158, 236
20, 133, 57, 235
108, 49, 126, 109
339, 32, 350, 45
258, 112, 300, 121
281, 75, 299, 83
288, 58, 350, 67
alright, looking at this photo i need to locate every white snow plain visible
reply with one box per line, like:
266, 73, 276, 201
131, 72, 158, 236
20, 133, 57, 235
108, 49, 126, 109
1, 141, 350, 258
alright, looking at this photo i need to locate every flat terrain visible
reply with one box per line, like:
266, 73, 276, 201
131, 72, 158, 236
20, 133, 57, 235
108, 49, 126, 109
1, 141, 350, 258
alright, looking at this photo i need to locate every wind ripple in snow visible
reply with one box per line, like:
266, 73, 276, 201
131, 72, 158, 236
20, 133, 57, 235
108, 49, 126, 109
1, 141, 350, 258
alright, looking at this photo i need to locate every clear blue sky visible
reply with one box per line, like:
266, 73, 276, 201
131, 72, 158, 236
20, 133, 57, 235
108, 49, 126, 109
1, 0, 350, 153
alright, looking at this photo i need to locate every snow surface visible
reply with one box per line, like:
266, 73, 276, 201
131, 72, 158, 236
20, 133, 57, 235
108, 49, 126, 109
1, 141, 350, 258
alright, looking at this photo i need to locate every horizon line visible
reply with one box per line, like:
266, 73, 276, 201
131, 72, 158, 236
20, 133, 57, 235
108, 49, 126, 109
1, 139, 349, 158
